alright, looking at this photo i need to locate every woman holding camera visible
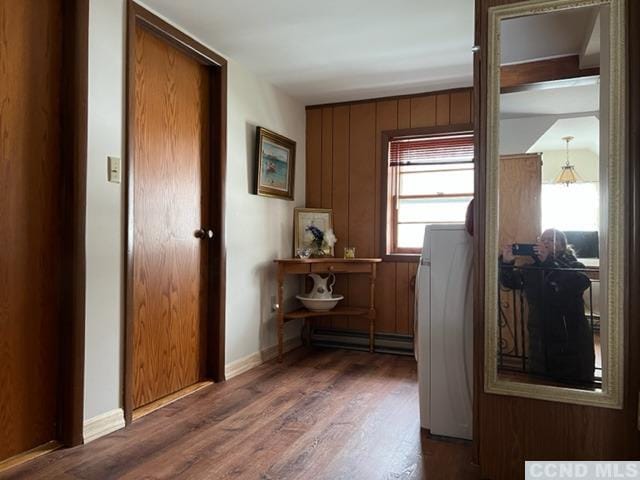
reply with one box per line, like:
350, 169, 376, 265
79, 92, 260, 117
500, 228, 595, 385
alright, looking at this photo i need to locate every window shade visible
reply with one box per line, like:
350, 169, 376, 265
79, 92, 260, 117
389, 133, 474, 166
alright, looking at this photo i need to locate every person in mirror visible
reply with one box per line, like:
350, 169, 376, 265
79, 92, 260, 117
500, 228, 595, 386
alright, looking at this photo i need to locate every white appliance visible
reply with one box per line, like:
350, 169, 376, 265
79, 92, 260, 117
415, 224, 473, 440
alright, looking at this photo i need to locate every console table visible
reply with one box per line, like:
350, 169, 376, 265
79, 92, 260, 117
274, 258, 382, 361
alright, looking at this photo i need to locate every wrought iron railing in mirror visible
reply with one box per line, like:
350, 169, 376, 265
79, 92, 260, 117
497, 263, 602, 390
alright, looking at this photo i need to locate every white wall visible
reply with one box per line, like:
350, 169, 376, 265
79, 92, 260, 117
225, 60, 306, 364
499, 116, 557, 155
83, 0, 305, 422
84, 0, 125, 421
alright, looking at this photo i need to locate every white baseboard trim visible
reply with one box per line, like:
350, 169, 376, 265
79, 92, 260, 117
225, 337, 302, 380
83, 408, 125, 444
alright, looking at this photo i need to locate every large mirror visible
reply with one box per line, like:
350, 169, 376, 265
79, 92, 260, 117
484, 0, 625, 407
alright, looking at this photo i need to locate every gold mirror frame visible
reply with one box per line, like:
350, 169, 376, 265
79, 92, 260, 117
484, 0, 626, 408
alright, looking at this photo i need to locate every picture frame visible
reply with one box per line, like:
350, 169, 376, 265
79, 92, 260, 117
254, 126, 296, 200
293, 208, 334, 257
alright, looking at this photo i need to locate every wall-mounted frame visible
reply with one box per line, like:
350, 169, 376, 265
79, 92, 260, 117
483, 0, 626, 409
255, 127, 296, 200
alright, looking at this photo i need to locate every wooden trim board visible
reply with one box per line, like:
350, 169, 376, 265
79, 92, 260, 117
132, 382, 213, 421
83, 409, 126, 443
0, 442, 61, 474
225, 338, 303, 380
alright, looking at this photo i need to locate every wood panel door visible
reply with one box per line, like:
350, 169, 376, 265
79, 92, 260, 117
130, 24, 211, 410
0, 0, 87, 462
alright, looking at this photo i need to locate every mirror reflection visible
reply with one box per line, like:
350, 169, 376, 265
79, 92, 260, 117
496, 4, 609, 390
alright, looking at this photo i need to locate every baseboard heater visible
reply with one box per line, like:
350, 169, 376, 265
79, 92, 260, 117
310, 328, 415, 356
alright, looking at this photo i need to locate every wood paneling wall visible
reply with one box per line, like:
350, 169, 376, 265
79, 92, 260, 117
474, 1, 640, 478
306, 89, 473, 335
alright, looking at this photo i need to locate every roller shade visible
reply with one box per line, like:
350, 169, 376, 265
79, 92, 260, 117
389, 133, 474, 166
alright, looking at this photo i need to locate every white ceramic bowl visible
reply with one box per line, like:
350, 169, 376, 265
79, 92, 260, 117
296, 294, 344, 312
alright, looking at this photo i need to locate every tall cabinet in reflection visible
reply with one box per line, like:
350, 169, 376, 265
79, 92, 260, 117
498, 153, 541, 370
499, 154, 542, 247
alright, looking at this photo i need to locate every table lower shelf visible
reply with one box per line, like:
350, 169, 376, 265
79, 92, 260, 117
283, 306, 370, 321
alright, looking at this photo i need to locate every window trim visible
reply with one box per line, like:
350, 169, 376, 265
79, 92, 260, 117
380, 124, 474, 261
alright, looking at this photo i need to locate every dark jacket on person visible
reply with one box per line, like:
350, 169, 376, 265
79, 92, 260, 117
499, 252, 595, 385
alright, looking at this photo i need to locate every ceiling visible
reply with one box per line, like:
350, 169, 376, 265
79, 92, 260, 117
500, 82, 600, 156
140, 0, 475, 105
528, 116, 600, 154
500, 81, 600, 118
500, 6, 600, 65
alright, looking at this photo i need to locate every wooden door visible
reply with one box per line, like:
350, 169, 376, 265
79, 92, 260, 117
0, 0, 63, 462
131, 24, 210, 410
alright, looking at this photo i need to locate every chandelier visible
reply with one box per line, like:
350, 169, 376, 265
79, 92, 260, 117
554, 136, 581, 186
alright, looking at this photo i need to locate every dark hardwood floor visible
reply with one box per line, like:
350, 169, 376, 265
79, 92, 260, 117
2, 348, 479, 480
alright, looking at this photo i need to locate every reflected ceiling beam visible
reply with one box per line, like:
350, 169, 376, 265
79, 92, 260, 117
501, 75, 599, 95
500, 55, 599, 92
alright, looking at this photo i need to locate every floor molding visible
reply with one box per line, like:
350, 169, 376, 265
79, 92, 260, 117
0, 441, 60, 474
225, 337, 302, 379
83, 408, 125, 444
132, 381, 213, 421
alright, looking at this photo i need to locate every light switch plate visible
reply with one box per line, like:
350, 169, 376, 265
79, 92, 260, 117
108, 156, 121, 184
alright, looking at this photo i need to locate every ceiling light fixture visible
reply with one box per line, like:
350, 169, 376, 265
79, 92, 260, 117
554, 136, 581, 187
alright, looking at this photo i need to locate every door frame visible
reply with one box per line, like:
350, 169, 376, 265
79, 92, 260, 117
59, 0, 89, 447
123, 1, 228, 423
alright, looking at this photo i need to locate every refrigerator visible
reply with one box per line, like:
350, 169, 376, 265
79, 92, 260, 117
415, 224, 473, 440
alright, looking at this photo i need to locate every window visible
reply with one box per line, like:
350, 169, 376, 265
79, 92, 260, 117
382, 130, 474, 256
541, 182, 599, 232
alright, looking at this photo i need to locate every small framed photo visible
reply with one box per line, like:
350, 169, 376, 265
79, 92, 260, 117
294, 208, 334, 257
255, 127, 296, 200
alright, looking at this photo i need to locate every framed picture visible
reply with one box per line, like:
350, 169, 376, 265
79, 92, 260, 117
294, 208, 334, 257
255, 126, 296, 200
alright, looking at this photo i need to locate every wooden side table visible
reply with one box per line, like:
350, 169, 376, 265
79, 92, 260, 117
274, 258, 382, 361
